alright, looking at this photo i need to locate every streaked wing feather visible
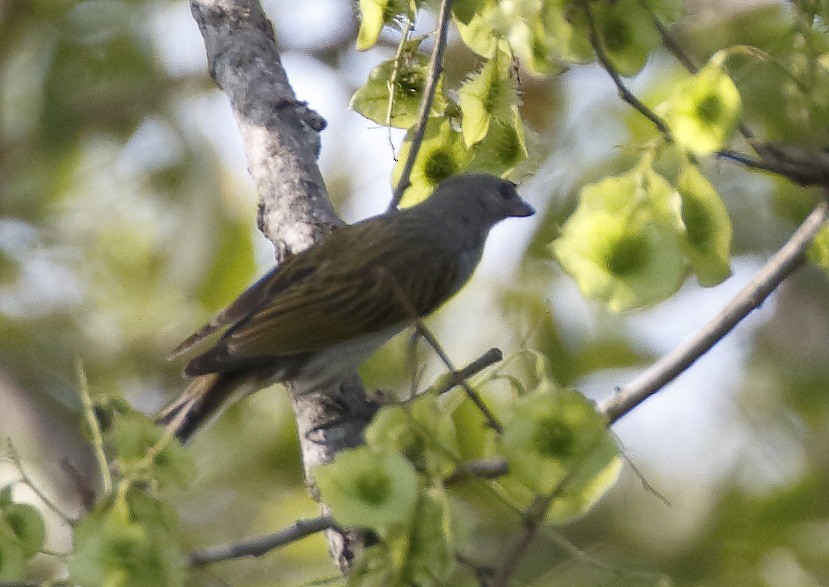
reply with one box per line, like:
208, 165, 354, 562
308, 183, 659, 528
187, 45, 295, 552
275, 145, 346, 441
167, 255, 314, 359
213, 249, 462, 367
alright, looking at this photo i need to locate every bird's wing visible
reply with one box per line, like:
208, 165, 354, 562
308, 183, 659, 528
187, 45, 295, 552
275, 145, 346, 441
184, 240, 465, 376
167, 252, 315, 360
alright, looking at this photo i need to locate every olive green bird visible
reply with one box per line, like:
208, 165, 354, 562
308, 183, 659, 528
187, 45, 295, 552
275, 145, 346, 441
157, 173, 534, 441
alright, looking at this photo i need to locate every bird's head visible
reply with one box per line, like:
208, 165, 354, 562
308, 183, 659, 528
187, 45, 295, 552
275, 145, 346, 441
425, 174, 535, 230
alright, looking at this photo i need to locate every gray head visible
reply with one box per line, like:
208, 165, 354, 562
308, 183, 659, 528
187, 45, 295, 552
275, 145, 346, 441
423, 173, 535, 229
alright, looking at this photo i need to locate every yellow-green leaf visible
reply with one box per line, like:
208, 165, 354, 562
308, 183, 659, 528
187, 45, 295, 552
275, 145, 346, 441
808, 223, 829, 278
316, 447, 419, 530
392, 118, 470, 207
350, 54, 446, 128
500, 386, 620, 520
657, 61, 742, 155
676, 164, 732, 286
551, 166, 686, 311
458, 53, 516, 146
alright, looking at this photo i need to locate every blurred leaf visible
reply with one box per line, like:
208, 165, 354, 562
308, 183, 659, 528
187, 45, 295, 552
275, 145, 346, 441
657, 59, 742, 155
590, 0, 660, 77
500, 384, 620, 517
0, 518, 26, 581
110, 412, 195, 489
350, 52, 447, 128
366, 394, 460, 478
807, 223, 829, 277
68, 503, 186, 587
316, 447, 420, 531
676, 162, 733, 286
392, 117, 470, 207
197, 212, 256, 311
0, 503, 45, 559
551, 163, 686, 311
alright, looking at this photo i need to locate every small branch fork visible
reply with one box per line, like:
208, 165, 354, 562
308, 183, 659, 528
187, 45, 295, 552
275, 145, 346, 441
589, 0, 829, 187
188, 348, 504, 567
190, 515, 336, 567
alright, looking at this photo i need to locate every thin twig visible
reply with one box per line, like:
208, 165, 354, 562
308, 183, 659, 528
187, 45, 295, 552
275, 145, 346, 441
3, 441, 74, 522
410, 325, 503, 432
75, 359, 111, 495
444, 457, 509, 484
388, 0, 453, 211
407, 347, 504, 401
600, 198, 829, 423
385, 16, 416, 156
582, 0, 671, 138
490, 494, 552, 587
643, 1, 761, 144
379, 268, 504, 432
190, 514, 336, 566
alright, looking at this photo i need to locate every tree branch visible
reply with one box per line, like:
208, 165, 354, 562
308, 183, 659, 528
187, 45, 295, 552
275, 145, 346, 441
189, 514, 336, 567
388, 0, 454, 211
582, 0, 671, 139
189, 0, 375, 571
600, 198, 829, 423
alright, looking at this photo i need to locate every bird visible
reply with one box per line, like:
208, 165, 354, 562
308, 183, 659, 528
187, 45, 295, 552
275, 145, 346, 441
156, 173, 535, 441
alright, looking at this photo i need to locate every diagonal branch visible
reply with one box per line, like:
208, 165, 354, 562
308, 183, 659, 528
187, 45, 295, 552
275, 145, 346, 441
600, 198, 829, 422
190, 514, 336, 567
582, 0, 671, 139
388, 0, 454, 211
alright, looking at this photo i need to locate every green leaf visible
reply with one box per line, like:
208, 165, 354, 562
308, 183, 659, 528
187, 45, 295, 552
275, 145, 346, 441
467, 108, 528, 175
591, 0, 659, 77
455, 2, 502, 58
350, 53, 446, 129
500, 385, 620, 520
347, 543, 396, 586
676, 164, 733, 286
1, 503, 45, 559
357, 0, 388, 51
458, 53, 516, 146
392, 117, 470, 207
452, 0, 481, 24
197, 212, 256, 311
110, 412, 195, 489
524, 5, 593, 73
0, 487, 13, 509
807, 223, 829, 277
399, 492, 454, 584
316, 447, 420, 531
657, 60, 742, 155
68, 505, 187, 587
356, 0, 414, 51
366, 395, 460, 478
551, 165, 686, 311
0, 518, 27, 581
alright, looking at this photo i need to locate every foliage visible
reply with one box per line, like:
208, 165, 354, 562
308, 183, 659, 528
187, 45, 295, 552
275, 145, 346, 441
1, 0, 829, 585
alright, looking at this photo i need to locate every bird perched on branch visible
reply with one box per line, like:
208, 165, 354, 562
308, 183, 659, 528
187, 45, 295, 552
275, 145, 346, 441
157, 173, 534, 441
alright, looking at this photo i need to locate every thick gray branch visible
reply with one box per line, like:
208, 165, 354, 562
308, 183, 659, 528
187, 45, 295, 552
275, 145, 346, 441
189, 0, 374, 572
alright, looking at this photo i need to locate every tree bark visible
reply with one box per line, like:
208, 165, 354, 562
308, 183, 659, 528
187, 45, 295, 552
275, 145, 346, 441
189, 0, 373, 571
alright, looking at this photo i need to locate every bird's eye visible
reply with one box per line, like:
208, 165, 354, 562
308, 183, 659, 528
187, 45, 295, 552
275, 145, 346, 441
499, 183, 517, 200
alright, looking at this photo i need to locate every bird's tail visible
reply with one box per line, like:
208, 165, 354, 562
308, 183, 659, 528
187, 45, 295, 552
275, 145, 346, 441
155, 373, 246, 443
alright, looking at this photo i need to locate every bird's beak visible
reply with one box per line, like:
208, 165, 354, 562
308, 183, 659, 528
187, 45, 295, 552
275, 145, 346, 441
508, 198, 535, 218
